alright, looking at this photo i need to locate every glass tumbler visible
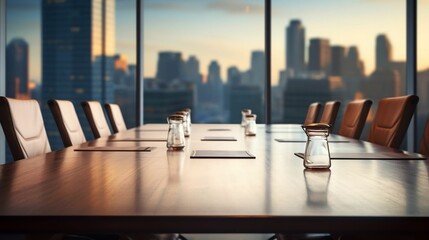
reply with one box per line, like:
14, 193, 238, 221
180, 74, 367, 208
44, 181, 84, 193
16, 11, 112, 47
245, 114, 257, 136
241, 109, 252, 126
167, 115, 185, 150
302, 123, 331, 169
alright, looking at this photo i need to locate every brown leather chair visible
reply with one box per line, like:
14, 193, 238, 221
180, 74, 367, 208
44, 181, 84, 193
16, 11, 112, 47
304, 102, 321, 125
48, 99, 86, 147
104, 103, 127, 134
338, 99, 372, 139
0, 97, 51, 161
368, 95, 419, 148
419, 115, 429, 156
81, 101, 111, 139
319, 101, 341, 126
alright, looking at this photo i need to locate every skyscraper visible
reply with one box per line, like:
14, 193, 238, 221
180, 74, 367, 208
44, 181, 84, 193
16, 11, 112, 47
42, 0, 116, 149
308, 38, 331, 74
376, 34, 392, 71
6, 38, 29, 99
249, 50, 265, 90
330, 46, 346, 76
286, 19, 305, 76
182, 55, 201, 84
156, 51, 182, 84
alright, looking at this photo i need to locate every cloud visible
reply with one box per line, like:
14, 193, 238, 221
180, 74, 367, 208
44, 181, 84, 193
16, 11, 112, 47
206, 0, 264, 15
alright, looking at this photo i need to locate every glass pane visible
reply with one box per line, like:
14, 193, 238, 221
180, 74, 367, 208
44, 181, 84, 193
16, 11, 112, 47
143, 0, 265, 123
271, 0, 406, 138
5, 0, 136, 161
417, 0, 429, 151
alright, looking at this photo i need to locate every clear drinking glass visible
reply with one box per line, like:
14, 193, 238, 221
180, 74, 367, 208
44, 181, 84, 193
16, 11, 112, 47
245, 114, 257, 136
241, 109, 252, 126
175, 111, 190, 137
167, 115, 185, 150
302, 123, 331, 169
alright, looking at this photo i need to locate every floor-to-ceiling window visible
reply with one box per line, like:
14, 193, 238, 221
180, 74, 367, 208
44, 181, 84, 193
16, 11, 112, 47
271, 0, 407, 137
143, 0, 265, 123
417, 0, 429, 148
4, 0, 136, 162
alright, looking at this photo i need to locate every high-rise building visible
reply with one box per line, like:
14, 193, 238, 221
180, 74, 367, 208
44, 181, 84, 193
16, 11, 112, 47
227, 66, 241, 86
6, 38, 29, 99
286, 19, 305, 76
41, 0, 116, 149
330, 46, 346, 76
309, 38, 331, 74
345, 46, 365, 77
182, 55, 201, 84
156, 51, 183, 84
376, 34, 392, 71
249, 50, 265, 91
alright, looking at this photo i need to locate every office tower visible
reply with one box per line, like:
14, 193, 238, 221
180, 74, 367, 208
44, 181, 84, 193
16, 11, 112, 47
227, 66, 241, 86
249, 50, 265, 90
156, 51, 183, 84
182, 55, 201, 84
208, 60, 222, 84
286, 19, 305, 76
345, 46, 365, 77
330, 46, 346, 76
283, 78, 341, 123
309, 38, 331, 74
42, 0, 116, 149
6, 38, 29, 99
376, 34, 392, 71
229, 85, 263, 123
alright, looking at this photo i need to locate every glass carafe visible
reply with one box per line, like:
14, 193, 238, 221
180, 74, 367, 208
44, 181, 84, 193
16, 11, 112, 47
175, 111, 190, 137
241, 109, 251, 127
167, 115, 185, 150
302, 123, 331, 169
245, 114, 257, 136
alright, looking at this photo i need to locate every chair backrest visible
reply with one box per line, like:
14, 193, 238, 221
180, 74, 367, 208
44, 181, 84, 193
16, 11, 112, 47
419, 115, 429, 156
0, 97, 51, 161
104, 103, 127, 134
319, 101, 341, 126
48, 99, 86, 147
368, 95, 419, 148
304, 102, 321, 125
81, 101, 111, 139
339, 99, 372, 139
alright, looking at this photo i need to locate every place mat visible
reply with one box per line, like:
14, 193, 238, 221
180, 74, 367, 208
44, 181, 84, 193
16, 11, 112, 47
75, 146, 153, 152
108, 138, 166, 142
135, 129, 167, 132
267, 130, 303, 133
294, 152, 426, 160
276, 139, 350, 143
207, 128, 231, 131
201, 136, 237, 141
190, 150, 255, 159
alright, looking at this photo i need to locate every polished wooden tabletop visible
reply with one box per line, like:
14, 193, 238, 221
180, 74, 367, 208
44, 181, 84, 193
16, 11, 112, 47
1, 124, 429, 234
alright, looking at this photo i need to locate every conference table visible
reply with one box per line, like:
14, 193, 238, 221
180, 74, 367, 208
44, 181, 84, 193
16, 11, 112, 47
1, 124, 429, 236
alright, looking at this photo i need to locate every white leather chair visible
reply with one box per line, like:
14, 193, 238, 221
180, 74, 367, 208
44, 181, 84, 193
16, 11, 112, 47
104, 103, 127, 134
48, 99, 86, 147
81, 101, 111, 139
0, 97, 51, 161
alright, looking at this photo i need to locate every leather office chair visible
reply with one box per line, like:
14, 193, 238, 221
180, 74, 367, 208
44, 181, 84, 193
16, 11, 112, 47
368, 95, 419, 149
319, 101, 341, 126
105, 103, 127, 134
81, 101, 112, 139
304, 102, 321, 125
419, 115, 429, 156
338, 99, 372, 139
0, 97, 51, 161
48, 99, 86, 147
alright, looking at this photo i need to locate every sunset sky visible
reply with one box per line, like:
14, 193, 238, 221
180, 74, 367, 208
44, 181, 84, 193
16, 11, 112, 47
6, 0, 429, 85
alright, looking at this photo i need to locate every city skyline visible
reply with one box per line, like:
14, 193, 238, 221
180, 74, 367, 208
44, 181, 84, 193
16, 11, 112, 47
7, 0, 429, 86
